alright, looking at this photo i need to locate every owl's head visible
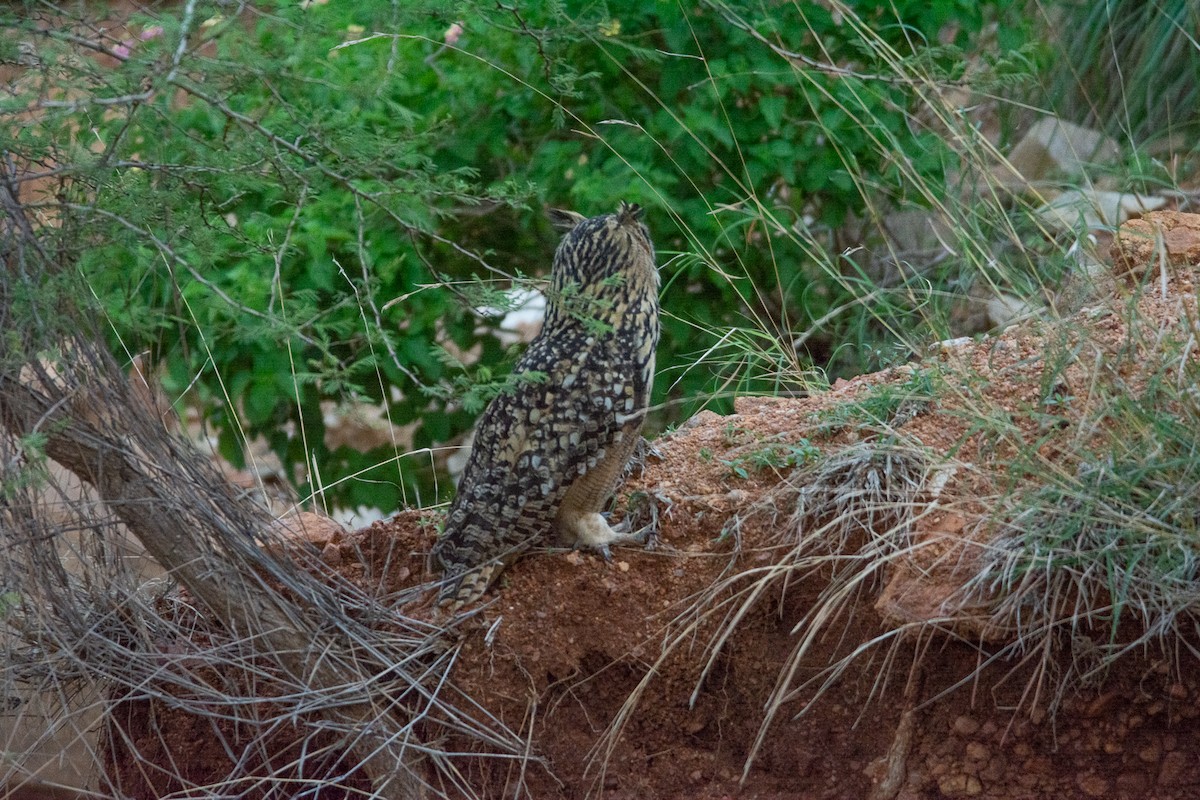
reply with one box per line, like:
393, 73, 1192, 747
546, 201, 655, 289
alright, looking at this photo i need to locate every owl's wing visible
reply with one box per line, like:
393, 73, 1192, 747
432, 336, 633, 606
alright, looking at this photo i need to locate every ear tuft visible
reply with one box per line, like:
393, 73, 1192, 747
547, 207, 586, 231
615, 201, 644, 225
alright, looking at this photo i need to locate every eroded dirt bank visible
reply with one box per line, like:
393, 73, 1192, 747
107, 213, 1200, 799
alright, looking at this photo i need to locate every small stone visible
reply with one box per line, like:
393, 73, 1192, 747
980, 757, 1005, 782
1168, 683, 1188, 700
320, 542, 342, 567
617, 560, 630, 572
565, 551, 586, 566
1084, 691, 1118, 717
1137, 741, 1161, 763
269, 511, 346, 548
1102, 740, 1123, 755
1115, 771, 1148, 797
1016, 771, 1039, 790
1158, 751, 1190, 786
964, 742, 989, 762
1077, 773, 1109, 797
952, 716, 980, 736
689, 770, 703, 783
937, 773, 969, 795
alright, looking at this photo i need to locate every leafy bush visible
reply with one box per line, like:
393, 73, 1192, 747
1, 0, 1031, 509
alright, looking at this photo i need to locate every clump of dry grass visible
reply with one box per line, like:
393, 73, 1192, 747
948, 285, 1200, 712
589, 434, 936, 785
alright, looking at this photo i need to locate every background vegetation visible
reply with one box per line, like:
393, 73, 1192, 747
1, 0, 1195, 517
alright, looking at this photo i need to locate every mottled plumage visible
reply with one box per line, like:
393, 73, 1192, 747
431, 201, 659, 609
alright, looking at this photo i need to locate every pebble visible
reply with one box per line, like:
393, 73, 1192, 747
1116, 771, 1148, 796
1137, 741, 1161, 763
320, 542, 342, 567
979, 757, 1005, 782
964, 742, 989, 762
952, 715, 980, 736
1158, 751, 1190, 786
936, 773, 982, 796
1076, 773, 1109, 797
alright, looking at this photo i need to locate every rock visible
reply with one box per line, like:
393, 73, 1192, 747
936, 773, 982, 796
1112, 211, 1200, 278
881, 208, 955, 259
269, 511, 347, 549
951, 716, 980, 736
1115, 771, 1148, 797
1036, 188, 1167, 233
320, 542, 342, 568
979, 757, 1005, 782
986, 292, 1035, 328
1157, 750, 1191, 786
1003, 116, 1120, 185
1076, 772, 1109, 797
964, 742, 989, 762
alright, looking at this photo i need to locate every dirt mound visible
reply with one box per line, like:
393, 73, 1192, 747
105, 214, 1200, 799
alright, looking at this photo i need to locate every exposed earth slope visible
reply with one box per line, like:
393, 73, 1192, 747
106, 212, 1200, 800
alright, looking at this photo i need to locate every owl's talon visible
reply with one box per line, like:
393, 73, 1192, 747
604, 513, 632, 535
630, 523, 656, 548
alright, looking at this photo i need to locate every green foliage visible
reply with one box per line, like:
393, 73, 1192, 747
1040, 0, 1200, 146
812, 367, 938, 435
0, 591, 18, 616
423, 349, 547, 416
722, 439, 820, 479
0, 0, 1031, 510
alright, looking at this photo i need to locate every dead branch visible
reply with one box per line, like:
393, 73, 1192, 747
0, 167, 429, 799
